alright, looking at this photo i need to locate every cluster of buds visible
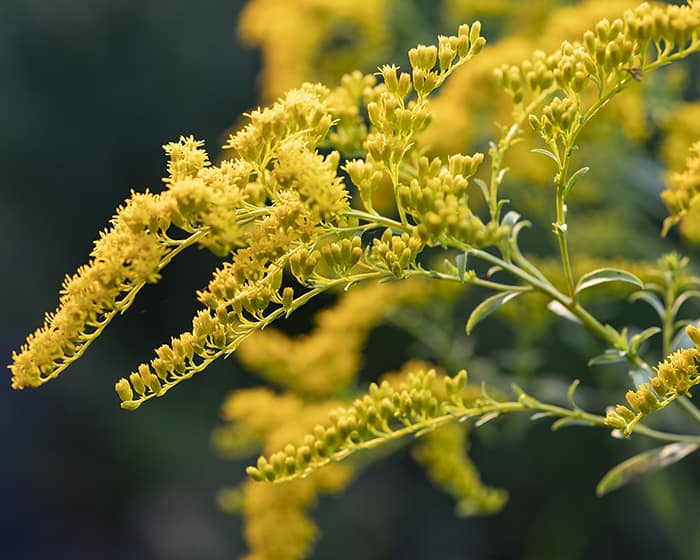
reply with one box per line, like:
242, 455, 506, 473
625, 2, 700, 51
246, 369, 465, 483
225, 84, 333, 165
320, 236, 363, 275
495, 50, 559, 104
115, 310, 225, 409
378, 64, 412, 101
409, 22, 486, 98
394, 152, 506, 246
367, 92, 431, 137
582, 19, 635, 81
365, 132, 413, 170
529, 96, 578, 141
369, 229, 424, 278
661, 142, 700, 240
344, 157, 387, 212
325, 70, 377, 156
289, 247, 321, 284
605, 340, 700, 436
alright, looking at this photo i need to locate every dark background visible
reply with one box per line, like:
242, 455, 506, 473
2, 1, 700, 559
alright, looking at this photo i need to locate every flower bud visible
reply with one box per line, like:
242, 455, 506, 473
115, 378, 133, 402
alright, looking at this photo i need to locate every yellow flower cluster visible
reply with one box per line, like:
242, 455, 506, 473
246, 368, 467, 483
661, 142, 700, 242
238, 0, 388, 102
216, 387, 352, 560
10, 136, 251, 390
340, 23, 495, 246
412, 423, 508, 516
113, 86, 357, 409
423, 0, 642, 160
661, 100, 700, 170
242, 468, 352, 560
526, 1, 700, 149
605, 336, 700, 435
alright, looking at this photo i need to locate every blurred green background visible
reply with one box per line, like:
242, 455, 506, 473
2, 1, 700, 559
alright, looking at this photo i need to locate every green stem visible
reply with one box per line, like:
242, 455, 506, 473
467, 247, 654, 372
554, 186, 576, 297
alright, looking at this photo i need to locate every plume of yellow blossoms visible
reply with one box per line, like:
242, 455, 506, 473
10, 22, 492, 410
661, 141, 700, 241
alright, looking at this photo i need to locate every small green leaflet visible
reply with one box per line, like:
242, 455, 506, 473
629, 326, 661, 353
588, 349, 626, 366
629, 290, 665, 320
531, 148, 559, 164
562, 166, 590, 199
455, 251, 470, 281
465, 291, 523, 335
547, 301, 581, 324
473, 177, 490, 204
596, 443, 699, 496
671, 289, 700, 317
574, 268, 644, 299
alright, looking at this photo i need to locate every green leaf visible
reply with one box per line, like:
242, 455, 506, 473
629, 326, 662, 353
494, 198, 510, 222
455, 251, 470, 281
501, 210, 521, 228
588, 349, 626, 366
531, 148, 559, 164
562, 166, 590, 199
566, 379, 581, 409
671, 290, 700, 318
442, 258, 459, 276
530, 412, 554, 421
629, 367, 651, 388
546, 301, 581, 324
474, 412, 500, 427
575, 268, 644, 298
629, 290, 665, 320
596, 443, 699, 496
551, 417, 594, 431
473, 177, 489, 204
466, 291, 523, 335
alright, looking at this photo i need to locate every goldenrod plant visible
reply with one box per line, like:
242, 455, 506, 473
9, 1, 700, 558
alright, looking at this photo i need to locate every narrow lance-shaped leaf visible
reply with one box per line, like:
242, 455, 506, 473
575, 268, 644, 299
629, 290, 666, 320
562, 166, 590, 199
456, 251, 470, 282
531, 148, 559, 164
547, 301, 581, 324
588, 349, 626, 366
629, 326, 661, 354
671, 290, 700, 318
596, 443, 699, 496
472, 177, 490, 205
466, 291, 523, 335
